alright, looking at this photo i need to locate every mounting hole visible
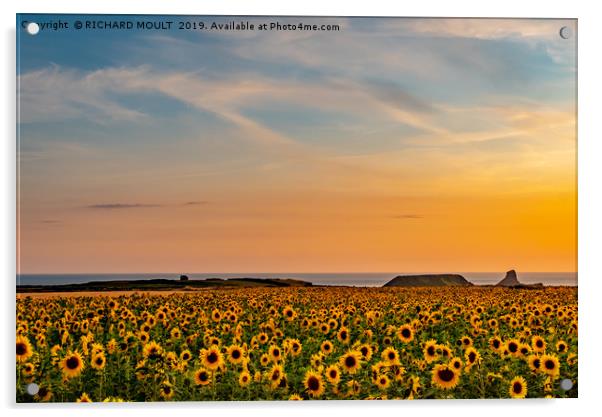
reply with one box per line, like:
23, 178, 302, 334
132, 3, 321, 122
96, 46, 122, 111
26, 383, 39, 395
560, 378, 573, 391
26, 22, 40, 35
559, 26, 572, 40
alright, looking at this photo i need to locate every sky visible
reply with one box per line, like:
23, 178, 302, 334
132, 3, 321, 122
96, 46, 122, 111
17, 15, 577, 274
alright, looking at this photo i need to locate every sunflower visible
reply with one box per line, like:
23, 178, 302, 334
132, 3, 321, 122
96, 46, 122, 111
464, 346, 481, 371
532, 335, 546, 353
227, 344, 245, 364
266, 363, 284, 388
489, 336, 503, 352
527, 354, 541, 372
431, 364, 460, 390
34, 386, 52, 402
518, 344, 531, 357
449, 357, 463, 374
90, 353, 106, 370
423, 340, 439, 363
22, 362, 35, 377
375, 374, 391, 390
60, 351, 85, 378
289, 393, 303, 400
312, 340, 334, 355
160, 381, 175, 400
170, 327, 181, 340
509, 376, 528, 399
288, 339, 303, 357
556, 340, 568, 354
347, 379, 361, 397
238, 370, 251, 387
337, 327, 350, 344
304, 370, 325, 398
540, 354, 560, 377
258, 332, 269, 344
381, 347, 400, 365
282, 306, 296, 321
142, 341, 163, 360
180, 349, 192, 362
76, 393, 92, 402
200, 345, 224, 371
339, 350, 362, 374
268, 345, 282, 362
397, 324, 414, 343
194, 368, 211, 386
506, 339, 520, 357
358, 343, 373, 361
325, 364, 341, 385
16, 335, 33, 363
460, 336, 473, 348
260, 353, 270, 367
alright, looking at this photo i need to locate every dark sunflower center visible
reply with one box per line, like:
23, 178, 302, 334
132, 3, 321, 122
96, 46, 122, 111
330, 370, 337, 378
493, 340, 500, 348
402, 329, 411, 338
183, 353, 190, 360
66, 356, 80, 370
509, 343, 518, 352
96, 357, 103, 365
388, 352, 395, 360
207, 352, 218, 363
200, 372, 208, 381
164, 387, 171, 394
427, 346, 435, 356
286, 311, 293, 317
513, 382, 522, 394
536, 340, 543, 348
272, 370, 280, 380
545, 360, 555, 370
232, 350, 241, 359
437, 368, 454, 382
533, 359, 541, 368
308, 376, 320, 391
341, 331, 347, 339
345, 356, 357, 367
273, 349, 280, 357
16, 343, 26, 355
360, 347, 367, 355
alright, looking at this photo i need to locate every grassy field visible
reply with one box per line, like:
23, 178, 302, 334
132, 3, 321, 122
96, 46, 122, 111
16, 286, 577, 402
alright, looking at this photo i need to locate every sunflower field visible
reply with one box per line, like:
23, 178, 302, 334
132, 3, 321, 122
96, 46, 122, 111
16, 287, 577, 402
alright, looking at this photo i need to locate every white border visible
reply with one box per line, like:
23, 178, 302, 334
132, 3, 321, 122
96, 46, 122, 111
2, 1, 600, 417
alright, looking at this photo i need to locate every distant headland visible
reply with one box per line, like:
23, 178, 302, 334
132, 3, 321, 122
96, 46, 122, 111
16, 269, 554, 294
16, 277, 313, 293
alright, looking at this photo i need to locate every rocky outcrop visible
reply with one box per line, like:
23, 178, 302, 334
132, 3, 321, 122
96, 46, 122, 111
384, 274, 473, 287
496, 270, 520, 286
495, 270, 543, 288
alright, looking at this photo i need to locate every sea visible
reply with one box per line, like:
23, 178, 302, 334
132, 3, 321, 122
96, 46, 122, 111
16, 272, 577, 287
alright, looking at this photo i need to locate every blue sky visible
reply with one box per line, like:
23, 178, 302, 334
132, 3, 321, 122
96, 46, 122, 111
16, 15, 577, 273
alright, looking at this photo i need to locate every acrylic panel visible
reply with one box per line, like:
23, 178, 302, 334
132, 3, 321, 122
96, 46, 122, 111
16, 14, 577, 402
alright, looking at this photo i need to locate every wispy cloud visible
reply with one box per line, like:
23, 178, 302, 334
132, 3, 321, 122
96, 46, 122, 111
85, 203, 161, 210
391, 214, 423, 219
182, 201, 209, 206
